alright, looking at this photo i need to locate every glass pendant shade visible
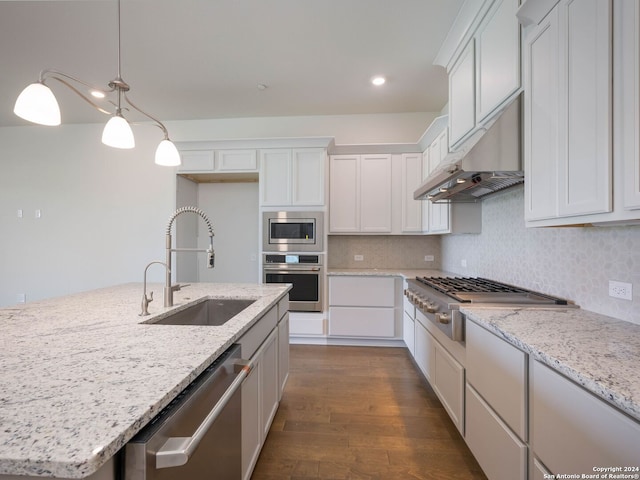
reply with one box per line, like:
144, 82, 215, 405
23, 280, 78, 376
14, 82, 61, 126
102, 114, 135, 149
155, 139, 181, 166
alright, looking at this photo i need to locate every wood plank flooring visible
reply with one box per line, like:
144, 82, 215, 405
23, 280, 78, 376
251, 345, 487, 480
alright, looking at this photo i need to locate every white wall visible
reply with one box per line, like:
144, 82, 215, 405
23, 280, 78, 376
0, 123, 176, 307
0, 112, 435, 307
442, 185, 640, 325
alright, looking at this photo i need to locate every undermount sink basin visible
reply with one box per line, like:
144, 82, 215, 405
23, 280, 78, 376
148, 298, 256, 326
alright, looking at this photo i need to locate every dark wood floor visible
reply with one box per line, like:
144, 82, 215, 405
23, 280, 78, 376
251, 345, 487, 480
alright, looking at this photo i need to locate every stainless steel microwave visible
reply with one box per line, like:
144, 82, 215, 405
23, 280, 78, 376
262, 211, 324, 252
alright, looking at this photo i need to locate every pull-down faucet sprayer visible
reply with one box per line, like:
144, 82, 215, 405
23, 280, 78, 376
164, 206, 215, 307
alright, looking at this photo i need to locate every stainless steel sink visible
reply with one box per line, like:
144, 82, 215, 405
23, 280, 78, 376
148, 298, 256, 326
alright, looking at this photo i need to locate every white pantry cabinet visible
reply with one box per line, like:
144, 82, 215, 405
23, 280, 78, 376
531, 360, 640, 475
523, 0, 612, 224
445, 0, 521, 149
259, 148, 326, 207
329, 154, 392, 233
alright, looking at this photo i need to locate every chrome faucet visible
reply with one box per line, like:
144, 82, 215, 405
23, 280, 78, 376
164, 206, 215, 307
139, 261, 169, 316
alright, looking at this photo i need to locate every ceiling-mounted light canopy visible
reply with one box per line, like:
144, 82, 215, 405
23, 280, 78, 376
12, 0, 180, 167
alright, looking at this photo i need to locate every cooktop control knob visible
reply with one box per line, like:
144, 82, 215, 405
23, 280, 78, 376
436, 313, 451, 324
425, 302, 438, 313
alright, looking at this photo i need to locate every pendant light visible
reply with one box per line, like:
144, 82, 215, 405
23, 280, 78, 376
13, 0, 181, 167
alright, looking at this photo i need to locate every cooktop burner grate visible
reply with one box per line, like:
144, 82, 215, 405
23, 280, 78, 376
416, 276, 529, 294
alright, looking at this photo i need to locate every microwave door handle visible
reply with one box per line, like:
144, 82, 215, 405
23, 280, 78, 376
155, 361, 252, 469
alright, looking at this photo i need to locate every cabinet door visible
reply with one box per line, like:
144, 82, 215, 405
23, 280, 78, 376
428, 131, 451, 233
292, 148, 325, 206
466, 320, 527, 440
557, 0, 612, 217
421, 149, 431, 232
278, 313, 290, 400
476, 0, 521, 122
622, 1, 640, 209
241, 360, 260, 480
329, 155, 360, 232
433, 341, 464, 433
449, 40, 476, 147
329, 276, 395, 307
402, 310, 415, 356
401, 153, 423, 232
217, 149, 258, 171
259, 149, 292, 206
260, 330, 279, 439
466, 384, 527, 480
531, 361, 640, 475
414, 318, 435, 382
524, 7, 560, 221
360, 154, 392, 232
178, 150, 215, 172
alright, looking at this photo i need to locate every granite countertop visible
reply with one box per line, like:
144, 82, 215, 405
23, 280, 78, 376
461, 306, 640, 422
0, 282, 290, 479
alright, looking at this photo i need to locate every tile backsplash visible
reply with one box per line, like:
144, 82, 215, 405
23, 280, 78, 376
328, 235, 441, 270
442, 185, 640, 325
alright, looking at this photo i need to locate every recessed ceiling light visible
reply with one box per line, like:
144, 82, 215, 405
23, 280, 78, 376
371, 76, 386, 86
257, 84, 268, 91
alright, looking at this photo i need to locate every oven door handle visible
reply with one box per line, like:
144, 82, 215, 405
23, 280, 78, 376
155, 360, 252, 469
264, 266, 321, 272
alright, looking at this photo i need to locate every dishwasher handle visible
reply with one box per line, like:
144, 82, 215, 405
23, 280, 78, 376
155, 360, 252, 469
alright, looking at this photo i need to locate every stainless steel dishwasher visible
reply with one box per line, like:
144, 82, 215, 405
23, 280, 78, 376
124, 344, 249, 480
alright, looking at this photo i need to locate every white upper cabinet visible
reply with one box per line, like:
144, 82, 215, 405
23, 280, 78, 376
329, 154, 392, 233
401, 153, 423, 233
622, 1, 640, 210
449, 40, 477, 147
443, 0, 521, 150
178, 149, 258, 173
428, 129, 451, 233
476, 0, 522, 123
519, 0, 640, 226
260, 148, 326, 207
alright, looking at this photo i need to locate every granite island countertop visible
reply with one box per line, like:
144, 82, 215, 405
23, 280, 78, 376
0, 282, 290, 479
461, 306, 640, 422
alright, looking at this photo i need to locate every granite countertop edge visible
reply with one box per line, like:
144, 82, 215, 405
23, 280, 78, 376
0, 282, 291, 479
461, 306, 640, 423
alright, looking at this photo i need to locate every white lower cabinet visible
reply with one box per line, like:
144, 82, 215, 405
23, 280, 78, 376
531, 360, 640, 475
411, 309, 464, 434
240, 300, 289, 480
466, 384, 527, 480
402, 297, 415, 356
328, 276, 401, 339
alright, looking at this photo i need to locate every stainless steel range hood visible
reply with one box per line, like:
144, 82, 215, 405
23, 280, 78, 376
414, 94, 523, 203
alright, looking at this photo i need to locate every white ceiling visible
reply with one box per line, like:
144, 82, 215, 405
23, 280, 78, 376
0, 0, 464, 128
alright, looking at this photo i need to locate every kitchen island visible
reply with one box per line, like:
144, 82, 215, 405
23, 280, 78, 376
0, 282, 290, 479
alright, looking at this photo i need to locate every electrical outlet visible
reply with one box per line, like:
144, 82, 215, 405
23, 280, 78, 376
35, 209, 41, 219
424, 255, 435, 262
461, 259, 468, 268
609, 280, 632, 300
354, 255, 364, 261
17, 293, 26, 304
17, 209, 23, 218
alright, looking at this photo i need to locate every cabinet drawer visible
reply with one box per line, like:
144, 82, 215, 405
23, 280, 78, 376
531, 360, 640, 474
466, 384, 527, 480
466, 320, 527, 439
329, 307, 395, 337
329, 276, 395, 307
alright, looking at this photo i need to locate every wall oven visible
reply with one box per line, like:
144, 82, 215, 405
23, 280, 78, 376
262, 211, 323, 252
263, 254, 323, 312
